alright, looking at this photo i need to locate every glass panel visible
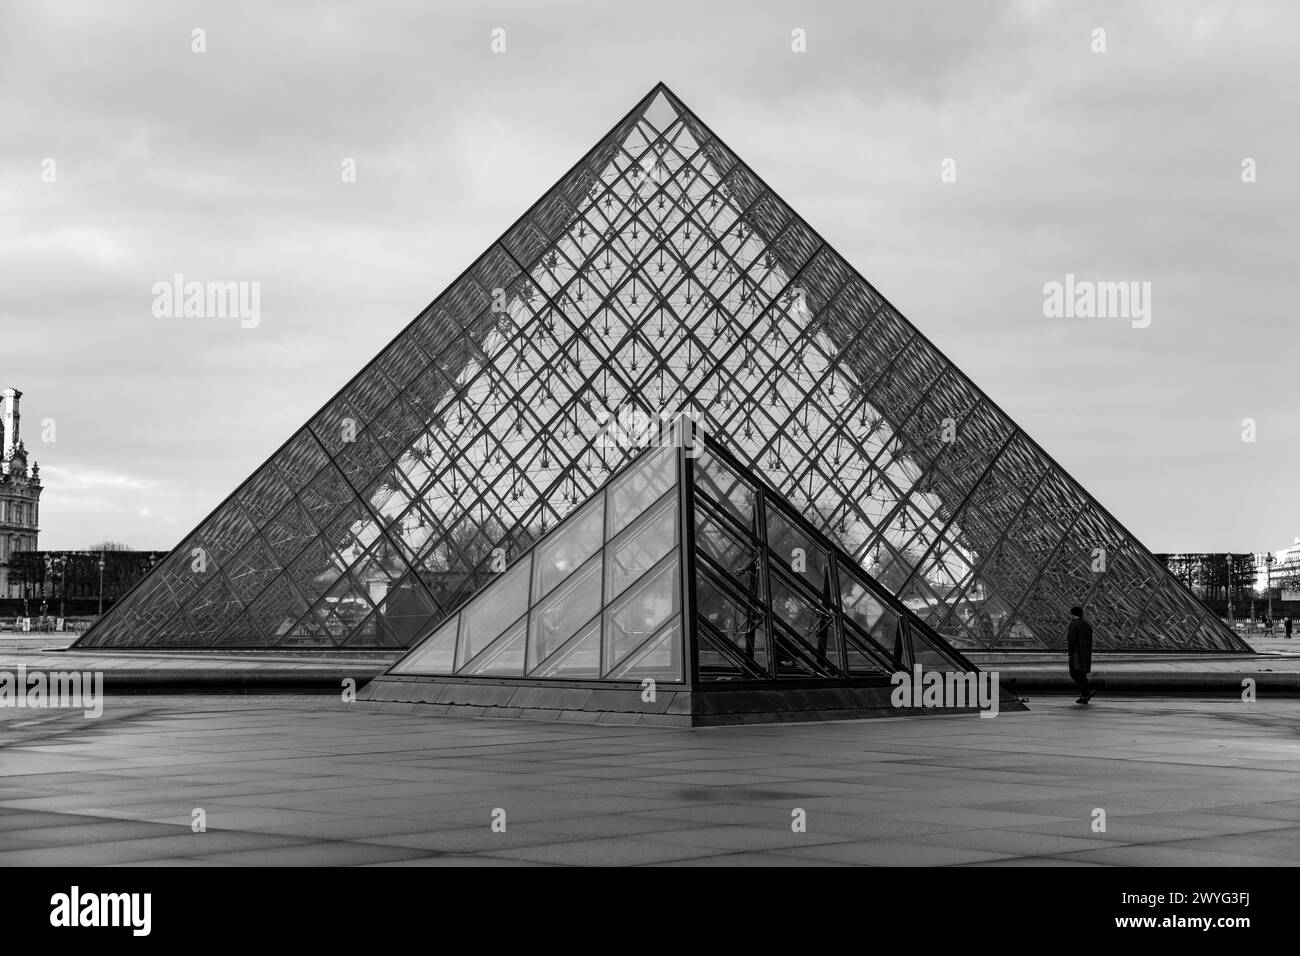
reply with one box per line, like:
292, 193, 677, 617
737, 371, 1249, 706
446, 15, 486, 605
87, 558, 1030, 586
309, 572, 375, 641
391, 615, 458, 674
694, 448, 754, 525
837, 574, 909, 665
271, 428, 329, 491
770, 573, 822, 637
216, 611, 271, 648
186, 575, 243, 643
527, 553, 602, 670
197, 502, 256, 565
766, 506, 831, 593
224, 536, 281, 604
949, 589, 1015, 650
300, 461, 356, 528
603, 552, 680, 672
605, 492, 677, 601
695, 571, 768, 674
841, 567, 889, 633
694, 506, 757, 576
770, 572, 840, 673
608, 616, 683, 682
874, 607, 906, 663
532, 492, 604, 599
842, 621, 894, 675
342, 614, 389, 648
608, 446, 676, 536
249, 574, 308, 644
455, 558, 531, 669
460, 616, 526, 676
531, 618, 601, 679
373, 576, 440, 647
910, 626, 963, 672
771, 631, 819, 677
287, 537, 345, 604
697, 627, 749, 682
263, 499, 317, 564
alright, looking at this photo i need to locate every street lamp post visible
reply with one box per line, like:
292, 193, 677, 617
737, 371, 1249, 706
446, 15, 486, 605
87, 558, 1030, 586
98, 551, 106, 616
1227, 555, 1234, 626
57, 555, 65, 621
1266, 553, 1276, 633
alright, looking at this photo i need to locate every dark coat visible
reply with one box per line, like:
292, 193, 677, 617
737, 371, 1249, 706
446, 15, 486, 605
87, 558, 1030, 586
1067, 617, 1093, 672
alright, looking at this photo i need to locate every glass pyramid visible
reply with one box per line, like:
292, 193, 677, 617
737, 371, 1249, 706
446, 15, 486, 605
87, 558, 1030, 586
367, 426, 986, 716
387, 435, 687, 684
75, 83, 1248, 655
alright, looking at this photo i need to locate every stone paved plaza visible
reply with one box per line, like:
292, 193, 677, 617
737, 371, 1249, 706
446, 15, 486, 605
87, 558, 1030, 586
1, 694, 1298, 866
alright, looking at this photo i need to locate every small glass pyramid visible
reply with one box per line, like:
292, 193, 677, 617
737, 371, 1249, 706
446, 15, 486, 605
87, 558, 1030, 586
365, 422, 983, 714
389, 436, 685, 683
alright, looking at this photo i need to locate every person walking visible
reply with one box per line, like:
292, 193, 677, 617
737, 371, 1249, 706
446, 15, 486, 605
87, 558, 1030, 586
1286, 616, 1293, 640
1067, 605, 1095, 704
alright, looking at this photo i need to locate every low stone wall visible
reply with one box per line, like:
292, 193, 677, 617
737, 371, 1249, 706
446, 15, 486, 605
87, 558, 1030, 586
359, 676, 1027, 726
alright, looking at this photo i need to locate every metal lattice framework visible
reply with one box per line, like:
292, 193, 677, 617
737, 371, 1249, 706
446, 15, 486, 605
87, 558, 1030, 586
376, 430, 982, 688
76, 84, 1249, 654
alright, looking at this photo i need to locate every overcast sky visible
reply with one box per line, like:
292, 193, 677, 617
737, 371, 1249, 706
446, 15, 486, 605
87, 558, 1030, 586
2, 0, 1296, 553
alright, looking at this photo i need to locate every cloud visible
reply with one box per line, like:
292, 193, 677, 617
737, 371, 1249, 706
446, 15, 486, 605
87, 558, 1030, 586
40, 465, 156, 492
3, 0, 1297, 553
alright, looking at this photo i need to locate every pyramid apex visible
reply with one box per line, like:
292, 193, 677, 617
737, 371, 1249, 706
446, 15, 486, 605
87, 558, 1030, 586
646, 81, 685, 105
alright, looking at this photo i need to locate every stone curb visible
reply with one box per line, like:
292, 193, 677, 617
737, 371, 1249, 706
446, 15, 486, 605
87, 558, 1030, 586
998, 670, 1299, 694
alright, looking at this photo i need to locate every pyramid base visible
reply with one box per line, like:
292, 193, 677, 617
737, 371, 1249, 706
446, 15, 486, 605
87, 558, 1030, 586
358, 676, 1026, 726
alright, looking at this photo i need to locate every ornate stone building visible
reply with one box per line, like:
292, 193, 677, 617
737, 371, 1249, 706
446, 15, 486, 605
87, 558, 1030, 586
1, 388, 42, 598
